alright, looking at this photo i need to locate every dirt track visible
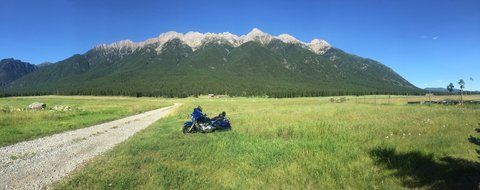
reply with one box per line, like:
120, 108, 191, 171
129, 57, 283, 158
0, 103, 180, 190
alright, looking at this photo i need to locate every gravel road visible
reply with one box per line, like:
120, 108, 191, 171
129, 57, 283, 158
0, 103, 180, 190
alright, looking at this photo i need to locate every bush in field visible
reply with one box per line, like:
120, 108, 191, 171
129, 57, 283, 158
447, 83, 454, 94
330, 97, 347, 103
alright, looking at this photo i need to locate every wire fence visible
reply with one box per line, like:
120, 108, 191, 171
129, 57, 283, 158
326, 95, 480, 105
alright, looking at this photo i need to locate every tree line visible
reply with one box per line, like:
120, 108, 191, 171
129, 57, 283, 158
0, 86, 426, 98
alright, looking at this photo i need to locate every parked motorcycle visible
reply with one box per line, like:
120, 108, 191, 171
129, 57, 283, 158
182, 111, 231, 134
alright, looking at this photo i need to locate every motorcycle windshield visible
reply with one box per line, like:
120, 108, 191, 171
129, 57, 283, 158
191, 109, 205, 121
191, 113, 204, 121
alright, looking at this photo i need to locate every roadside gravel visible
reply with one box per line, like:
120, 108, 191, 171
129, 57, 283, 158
0, 103, 180, 190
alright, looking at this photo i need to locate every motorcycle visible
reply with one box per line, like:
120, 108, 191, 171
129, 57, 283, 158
182, 112, 231, 134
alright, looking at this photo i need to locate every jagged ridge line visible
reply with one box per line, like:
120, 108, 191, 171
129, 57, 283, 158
94, 28, 331, 55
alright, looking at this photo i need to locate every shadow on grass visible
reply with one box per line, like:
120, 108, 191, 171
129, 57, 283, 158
469, 126, 480, 160
370, 147, 480, 189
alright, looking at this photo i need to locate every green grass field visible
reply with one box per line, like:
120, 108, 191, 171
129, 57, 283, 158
52, 96, 480, 189
0, 96, 173, 146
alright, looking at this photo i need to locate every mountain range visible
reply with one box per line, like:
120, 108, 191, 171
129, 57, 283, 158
1, 28, 421, 97
0, 58, 38, 87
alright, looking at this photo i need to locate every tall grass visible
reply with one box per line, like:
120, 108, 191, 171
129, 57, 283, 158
56, 97, 480, 189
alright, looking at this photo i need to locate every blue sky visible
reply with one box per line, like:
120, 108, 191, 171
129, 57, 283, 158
1, 0, 479, 90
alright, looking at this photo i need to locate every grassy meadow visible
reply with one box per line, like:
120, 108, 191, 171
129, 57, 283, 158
53, 95, 480, 189
0, 96, 173, 146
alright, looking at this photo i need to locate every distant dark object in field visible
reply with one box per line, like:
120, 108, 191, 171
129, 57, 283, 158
27, 102, 46, 110
407, 100, 480, 105
330, 97, 347, 103
206, 94, 228, 98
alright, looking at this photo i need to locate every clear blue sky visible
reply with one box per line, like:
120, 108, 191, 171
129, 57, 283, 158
1, 0, 479, 90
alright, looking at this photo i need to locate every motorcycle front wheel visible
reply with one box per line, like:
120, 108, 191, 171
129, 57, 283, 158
182, 125, 190, 134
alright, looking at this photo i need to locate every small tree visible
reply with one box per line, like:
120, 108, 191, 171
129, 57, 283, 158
458, 79, 465, 105
447, 83, 454, 94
